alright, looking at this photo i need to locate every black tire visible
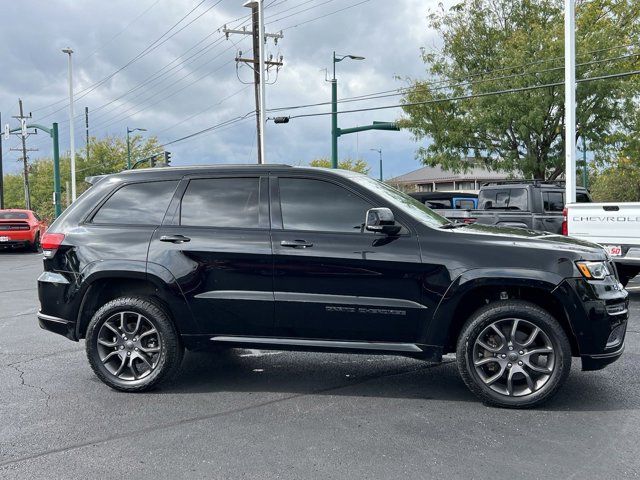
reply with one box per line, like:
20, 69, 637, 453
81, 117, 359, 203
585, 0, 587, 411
30, 233, 41, 253
85, 296, 184, 392
456, 300, 571, 408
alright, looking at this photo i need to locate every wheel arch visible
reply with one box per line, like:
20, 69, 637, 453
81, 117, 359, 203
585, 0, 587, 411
75, 269, 196, 339
429, 269, 580, 356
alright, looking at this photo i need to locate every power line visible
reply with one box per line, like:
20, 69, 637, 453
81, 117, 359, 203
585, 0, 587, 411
93, 47, 244, 131
267, 50, 640, 113
160, 110, 255, 147
76, 0, 164, 66
280, 0, 372, 30
273, 68, 640, 120
35, 0, 219, 118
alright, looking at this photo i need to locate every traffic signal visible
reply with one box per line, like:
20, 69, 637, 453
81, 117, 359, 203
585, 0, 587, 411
164, 151, 171, 166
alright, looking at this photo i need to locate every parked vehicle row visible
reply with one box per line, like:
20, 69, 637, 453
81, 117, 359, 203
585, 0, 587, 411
37, 165, 628, 408
0, 209, 47, 251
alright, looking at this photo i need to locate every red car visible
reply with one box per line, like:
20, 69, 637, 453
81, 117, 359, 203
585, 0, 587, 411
0, 209, 47, 252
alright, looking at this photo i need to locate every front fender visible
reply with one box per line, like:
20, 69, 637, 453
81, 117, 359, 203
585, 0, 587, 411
424, 268, 564, 347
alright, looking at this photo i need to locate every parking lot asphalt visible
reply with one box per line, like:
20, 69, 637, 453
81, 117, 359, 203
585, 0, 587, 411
0, 251, 639, 479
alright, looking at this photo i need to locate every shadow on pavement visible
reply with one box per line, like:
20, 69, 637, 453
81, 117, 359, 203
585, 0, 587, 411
153, 344, 640, 412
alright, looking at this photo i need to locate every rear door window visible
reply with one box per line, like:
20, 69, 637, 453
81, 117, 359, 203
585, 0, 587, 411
91, 181, 179, 225
180, 177, 260, 228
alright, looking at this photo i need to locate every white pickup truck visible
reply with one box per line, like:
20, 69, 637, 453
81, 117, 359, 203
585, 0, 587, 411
565, 202, 640, 285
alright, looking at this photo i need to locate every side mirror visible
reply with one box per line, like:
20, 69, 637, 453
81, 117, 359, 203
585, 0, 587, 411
365, 208, 401, 235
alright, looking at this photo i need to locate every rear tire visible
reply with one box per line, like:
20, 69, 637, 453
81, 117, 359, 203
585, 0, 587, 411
456, 300, 571, 408
30, 233, 41, 253
85, 296, 184, 392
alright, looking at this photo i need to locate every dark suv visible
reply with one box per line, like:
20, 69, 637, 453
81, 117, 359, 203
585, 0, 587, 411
37, 165, 628, 408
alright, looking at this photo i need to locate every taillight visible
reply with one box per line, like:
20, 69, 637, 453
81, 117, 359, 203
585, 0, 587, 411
561, 207, 568, 236
41, 233, 65, 258
462, 218, 477, 224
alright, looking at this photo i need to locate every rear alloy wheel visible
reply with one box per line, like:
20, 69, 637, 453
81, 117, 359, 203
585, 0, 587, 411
457, 300, 571, 408
86, 296, 183, 392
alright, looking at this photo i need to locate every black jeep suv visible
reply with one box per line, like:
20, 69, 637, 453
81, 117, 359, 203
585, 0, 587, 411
37, 165, 628, 408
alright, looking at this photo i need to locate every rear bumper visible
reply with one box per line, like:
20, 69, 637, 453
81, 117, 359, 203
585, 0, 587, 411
0, 230, 36, 242
37, 311, 77, 341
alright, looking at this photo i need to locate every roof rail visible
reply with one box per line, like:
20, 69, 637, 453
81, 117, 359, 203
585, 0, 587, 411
481, 179, 569, 188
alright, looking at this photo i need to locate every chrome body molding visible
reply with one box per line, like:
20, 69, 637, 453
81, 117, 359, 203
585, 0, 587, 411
210, 336, 423, 353
37, 311, 71, 324
195, 290, 427, 309
37, 271, 70, 285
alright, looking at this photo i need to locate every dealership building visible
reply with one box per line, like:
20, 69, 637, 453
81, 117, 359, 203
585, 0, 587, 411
388, 163, 512, 192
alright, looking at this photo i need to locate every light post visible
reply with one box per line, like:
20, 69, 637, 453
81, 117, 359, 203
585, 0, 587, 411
62, 47, 76, 202
331, 52, 365, 168
126, 127, 147, 169
370, 148, 383, 181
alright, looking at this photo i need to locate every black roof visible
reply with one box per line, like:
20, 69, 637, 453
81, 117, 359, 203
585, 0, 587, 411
86, 164, 368, 185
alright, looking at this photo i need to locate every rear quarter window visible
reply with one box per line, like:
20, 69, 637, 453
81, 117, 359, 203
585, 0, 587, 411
91, 180, 179, 225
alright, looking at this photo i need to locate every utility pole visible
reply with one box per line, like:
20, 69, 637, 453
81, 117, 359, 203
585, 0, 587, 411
564, 0, 577, 203
224, 0, 283, 164
85, 107, 90, 162
62, 47, 77, 202
10, 99, 37, 210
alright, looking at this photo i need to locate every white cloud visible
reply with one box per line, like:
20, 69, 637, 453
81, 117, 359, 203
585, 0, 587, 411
0, 0, 454, 179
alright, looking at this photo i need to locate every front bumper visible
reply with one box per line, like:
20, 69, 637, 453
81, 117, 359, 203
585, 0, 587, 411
553, 276, 628, 371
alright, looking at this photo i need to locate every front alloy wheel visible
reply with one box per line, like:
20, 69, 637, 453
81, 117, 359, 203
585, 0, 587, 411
472, 318, 555, 397
457, 300, 571, 408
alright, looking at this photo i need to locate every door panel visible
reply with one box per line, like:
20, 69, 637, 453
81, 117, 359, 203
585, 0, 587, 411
147, 176, 274, 336
271, 176, 426, 343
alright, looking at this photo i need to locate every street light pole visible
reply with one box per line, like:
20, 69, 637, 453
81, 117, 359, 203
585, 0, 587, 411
564, 0, 577, 203
370, 148, 383, 181
126, 127, 147, 169
331, 52, 365, 168
62, 48, 76, 202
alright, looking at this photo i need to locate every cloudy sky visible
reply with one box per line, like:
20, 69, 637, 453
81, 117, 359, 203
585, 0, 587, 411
0, 0, 453, 179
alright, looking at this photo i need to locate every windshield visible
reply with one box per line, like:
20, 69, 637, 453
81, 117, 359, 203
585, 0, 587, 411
0, 212, 28, 220
350, 176, 450, 228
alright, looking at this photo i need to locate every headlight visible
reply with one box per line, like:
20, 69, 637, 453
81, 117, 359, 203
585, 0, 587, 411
576, 261, 610, 280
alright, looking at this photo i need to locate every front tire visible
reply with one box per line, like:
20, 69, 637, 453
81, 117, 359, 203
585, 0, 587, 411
456, 300, 571, 408
86, 296, 184, 392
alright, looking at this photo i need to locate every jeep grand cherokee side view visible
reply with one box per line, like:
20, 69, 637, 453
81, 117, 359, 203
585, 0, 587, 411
37, 165, 628, 408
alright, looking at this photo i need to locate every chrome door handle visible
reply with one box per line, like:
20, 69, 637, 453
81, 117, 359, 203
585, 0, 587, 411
160, 235, 191, 244
280, 240, 314, 248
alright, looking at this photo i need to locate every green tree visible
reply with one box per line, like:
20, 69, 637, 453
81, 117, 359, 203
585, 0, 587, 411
401, 0, 640, 180
2, 135, 162, 220
309, 157, 371, 174
590, 159, 640, 202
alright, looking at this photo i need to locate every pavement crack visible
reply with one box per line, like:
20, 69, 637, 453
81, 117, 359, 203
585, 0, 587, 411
0, 360, 452, 468
8, 363, 52, 409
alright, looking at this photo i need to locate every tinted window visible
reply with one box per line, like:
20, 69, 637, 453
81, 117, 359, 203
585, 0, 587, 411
456, 199, 476, 209
279, 178, 371, 233
181, 178, 260, 228
0, 212, 28, 219
92, 181, 178, 225
479, 188, 528, 210
543, 192, 564, 212
426, 199, 452, 209
577, 192, 591, 203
